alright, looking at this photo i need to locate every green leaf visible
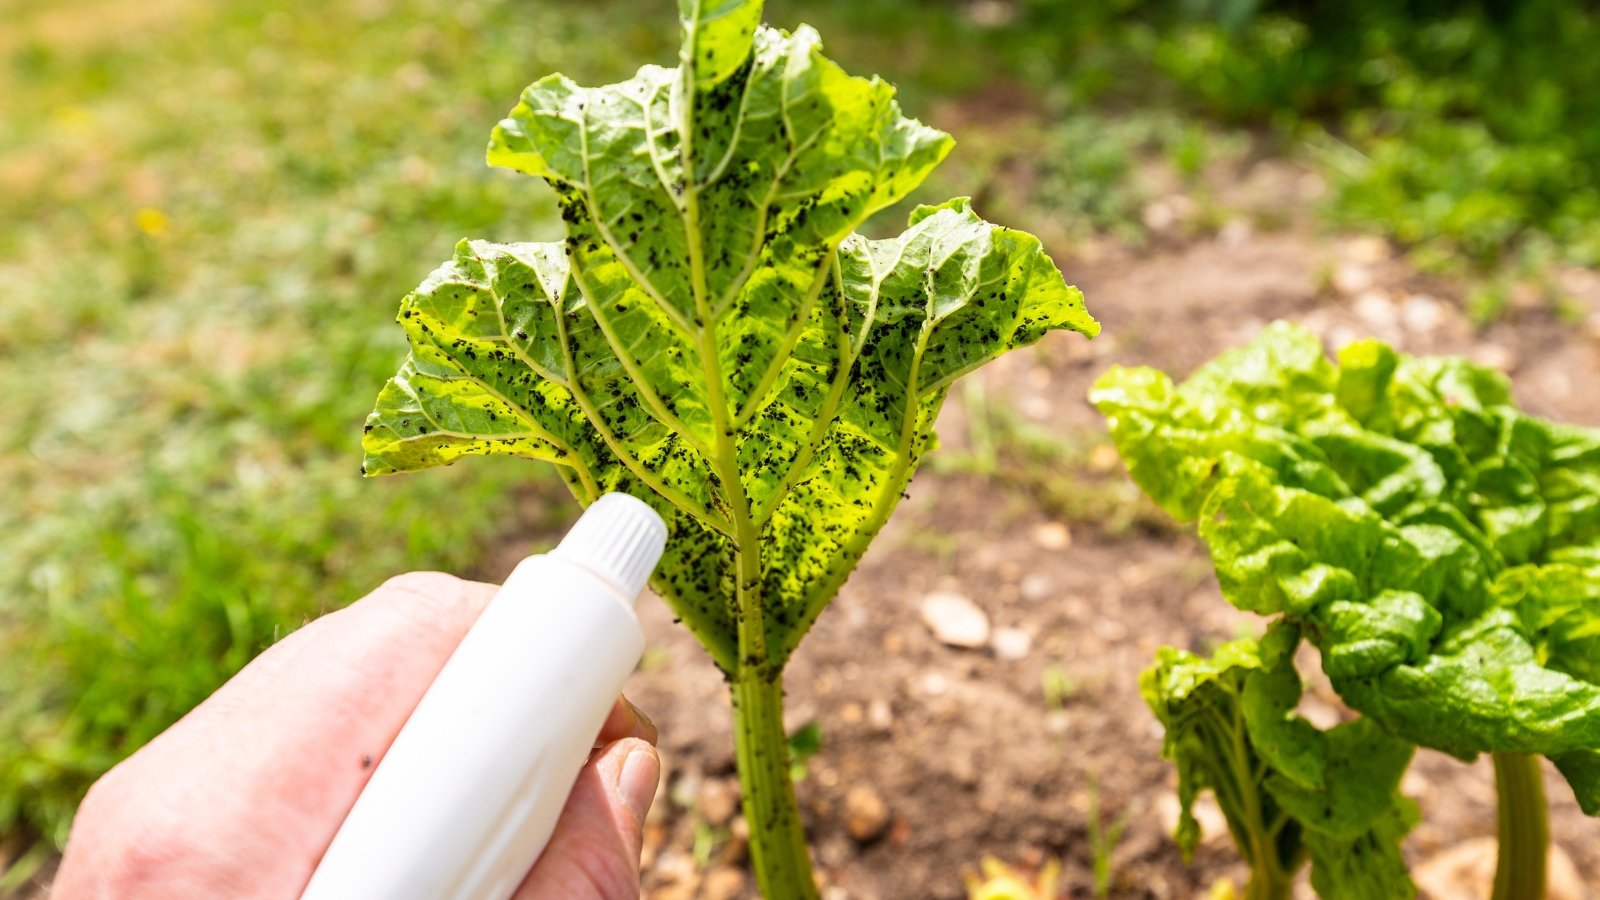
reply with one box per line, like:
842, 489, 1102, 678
1551, 749, 1600, 815
1141, 634, 1270, 862
1302, 800, 1419, 900
1094, 321, 1600, 815
1141, 624, 1416, 896
364, 6, 1096, 679
678, 0, 764, 88
1496, 564, 1600, 684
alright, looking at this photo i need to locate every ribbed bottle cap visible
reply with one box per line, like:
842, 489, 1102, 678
552, 493, 667, 603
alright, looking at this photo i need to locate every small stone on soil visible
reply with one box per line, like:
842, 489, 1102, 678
1352, 290, 1398, 334
1218, 218, 1253, 248
1341, 234, 1390, 265
1030, 521, 1071, 550
1020, 573, 1055, 602
867, 698, 893, 732
1471, 342, 1520, 373
991, 626, 1032, 661
918, 671, 950, 696
1332, 262, 1374, 296
1400, 293, 1445, 333
919, 591, 991, 649
669, 766, 701, 810
1087, 442, 1121, 473
701, 866, 745, 900
696, 777, 738, 828
844, 784, 891, 843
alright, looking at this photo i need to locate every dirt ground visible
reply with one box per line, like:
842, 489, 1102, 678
475, 151, 1600, 899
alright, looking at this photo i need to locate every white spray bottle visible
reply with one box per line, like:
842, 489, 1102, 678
300, 492, 667, 900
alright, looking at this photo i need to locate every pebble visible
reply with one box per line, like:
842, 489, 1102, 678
867, 698, 894, 732
919, 591, 991, 649
1399, 293, 1446, 333
1471, 342, 1519, 373
1087, 442, 1122, 473
918, 671, 950, 697
1325, 324, 1363, 351
1218, 218, 1253, 248
697, 777, 739, 828
669, 767, 702, 811
721, 817, 749, 865
1030, 521, 1072, 550
1333, 262, 1375, 296
701, 867, 745, 900
844, 784, 891, 843
1534, 367, 1574, 403
1351, 290, 1398, 333
1341, 234, 1390, 265
991, 626, 1033, 661
1020, 573, 1055, 602
1142, 199, 1178, 234
648, 851, 699, 900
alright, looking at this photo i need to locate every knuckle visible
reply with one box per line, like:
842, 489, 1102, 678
64, 773, 200, 895
376, 570, 464, 600
368, 570, 491, 627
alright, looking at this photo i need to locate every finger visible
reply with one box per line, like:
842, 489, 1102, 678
597, 695, 658, 746
55, 572, 497, 899
515, 738, 660, 900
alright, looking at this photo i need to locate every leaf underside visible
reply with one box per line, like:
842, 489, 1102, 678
362, 0, 1097, 675
1144, 623, 1419, 899
1096, 322, 1600, 816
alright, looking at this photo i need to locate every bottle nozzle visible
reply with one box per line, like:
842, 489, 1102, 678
551, 493, 667, 602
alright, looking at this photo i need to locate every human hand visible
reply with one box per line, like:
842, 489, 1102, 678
54, 572, 660, 899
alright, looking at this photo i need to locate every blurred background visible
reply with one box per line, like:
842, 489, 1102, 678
3, 0, 1599, 896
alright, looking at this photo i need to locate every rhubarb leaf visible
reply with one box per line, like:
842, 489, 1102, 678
363, 3, 1096, 677
1094, 321, 1600, 814
1142, 623, 1417, 896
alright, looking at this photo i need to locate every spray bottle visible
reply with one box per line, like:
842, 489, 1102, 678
300, 492, 667, 900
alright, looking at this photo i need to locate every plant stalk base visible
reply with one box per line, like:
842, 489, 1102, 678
1492, 752, 1548, 900
731, 672, 818, 900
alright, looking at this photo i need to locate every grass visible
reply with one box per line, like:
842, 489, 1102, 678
0, 0, 686, 858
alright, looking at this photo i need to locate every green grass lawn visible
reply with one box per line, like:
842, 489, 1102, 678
0, 0, 688, 863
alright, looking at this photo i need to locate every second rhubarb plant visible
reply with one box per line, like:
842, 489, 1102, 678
1094, 322, 1599, 899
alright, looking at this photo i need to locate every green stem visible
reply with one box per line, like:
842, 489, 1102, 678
1492, 752, 1548, 900
1242, 865, 1294, 900
732, 671, 818, 900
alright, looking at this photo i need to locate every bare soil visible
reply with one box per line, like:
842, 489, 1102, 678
482, 152, 1600, 899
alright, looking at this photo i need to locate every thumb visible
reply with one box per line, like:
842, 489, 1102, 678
515, 737, 660, 899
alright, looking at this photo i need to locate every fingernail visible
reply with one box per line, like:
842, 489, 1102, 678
626, 699, 658, 743
616, 745, 660, 822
